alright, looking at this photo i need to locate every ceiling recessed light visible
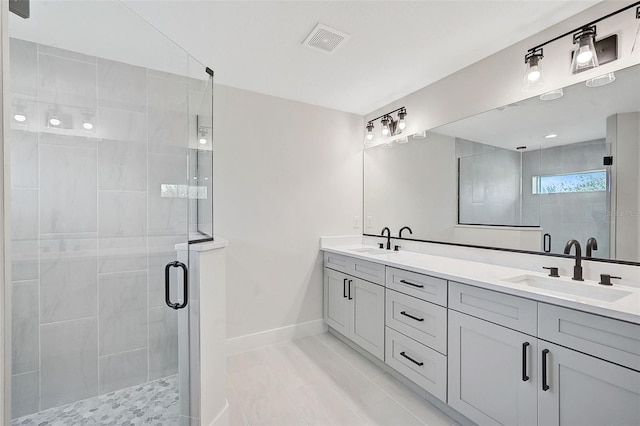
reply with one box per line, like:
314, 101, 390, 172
540, 88, 564, 101
545, 133, 558, 139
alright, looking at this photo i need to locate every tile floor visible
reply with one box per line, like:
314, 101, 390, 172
12, 332, 458, 425
227, 332, 458, 426
11, 375, 179, 425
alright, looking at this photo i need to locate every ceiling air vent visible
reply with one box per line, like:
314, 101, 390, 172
302, 23, 350, 54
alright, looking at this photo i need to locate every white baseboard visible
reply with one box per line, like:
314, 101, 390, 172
226, 319, 327, 355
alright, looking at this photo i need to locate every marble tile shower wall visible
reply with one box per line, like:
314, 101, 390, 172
9, 38, 196, 418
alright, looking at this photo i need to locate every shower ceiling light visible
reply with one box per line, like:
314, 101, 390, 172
363, 107, 407, 141
523, 48, 544, 91
571, 27, 598, 74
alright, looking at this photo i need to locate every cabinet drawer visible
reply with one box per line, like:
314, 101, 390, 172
324, 252, 385, 285
539, 303, 640, 371
386, 267, 447, 306
385, 327, 447, 402
449, 282, 537, 335
386, 289, 447, 354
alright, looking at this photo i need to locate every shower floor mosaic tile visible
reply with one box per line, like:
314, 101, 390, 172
12, 375, 180, 426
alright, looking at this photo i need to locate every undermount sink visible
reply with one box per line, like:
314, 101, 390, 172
349, 247, 393, 256
502, 274, 632, 303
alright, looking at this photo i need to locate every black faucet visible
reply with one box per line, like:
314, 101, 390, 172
563, 239, 584, 281
586, 237, 598, 258
381, 227, 392, 250
399, 226, 413, 239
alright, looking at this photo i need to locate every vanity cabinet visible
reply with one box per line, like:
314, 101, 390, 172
449, 282, 640, 426
538, 341, 640, 426
324, 267, 385, 360
448, 310, 538, 426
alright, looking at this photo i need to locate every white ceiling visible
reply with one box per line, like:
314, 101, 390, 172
11, 1, 600, 115
433, 64, 640, 151
122, 0, 599, 115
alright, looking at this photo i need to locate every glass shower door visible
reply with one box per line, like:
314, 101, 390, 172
6, 1, 206, 424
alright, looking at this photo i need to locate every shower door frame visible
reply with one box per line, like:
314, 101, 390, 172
1, 0, 12, 424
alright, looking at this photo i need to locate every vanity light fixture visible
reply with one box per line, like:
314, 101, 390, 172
522, 48, 544, 90
81, 110, 94, 131
13, 101, 28, 123
397, 109, 407, 130
633, 6, 640, 54
521, 1, 638, 91
47, 110, 62, 127
571, 27, 598, 74
198, 127, 209, 145
366, 122, 374, 140
539, 88, 563, 101
381, 115, 390, 136
363, 107, 407, 140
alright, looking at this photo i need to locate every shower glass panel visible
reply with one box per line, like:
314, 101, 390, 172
7, 1, 210, 424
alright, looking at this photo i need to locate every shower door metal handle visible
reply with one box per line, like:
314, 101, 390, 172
165, 261, 188, 310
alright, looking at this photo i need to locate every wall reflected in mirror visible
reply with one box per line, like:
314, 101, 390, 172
364, 64, 640, 263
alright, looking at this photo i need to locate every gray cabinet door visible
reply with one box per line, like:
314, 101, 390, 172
350, 277, 385, 361
538, 341, 640, 426
448, 310, 538, 426
324, 268, 350, 337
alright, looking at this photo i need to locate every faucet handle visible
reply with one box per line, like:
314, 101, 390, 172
543, 266, 560, 277
394, 245, 400, 252
378, 243, 384, 249
599, 274, 621, 286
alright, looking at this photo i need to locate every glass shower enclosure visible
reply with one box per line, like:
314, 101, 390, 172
6, 1, 213, 424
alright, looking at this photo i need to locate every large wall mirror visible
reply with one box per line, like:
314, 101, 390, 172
364, 64, 640, 263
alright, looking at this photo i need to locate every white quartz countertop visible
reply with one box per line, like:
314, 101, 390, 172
321, 242, 640, 325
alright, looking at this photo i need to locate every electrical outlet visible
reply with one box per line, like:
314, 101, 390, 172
366, 216, 373, 228
353, 216, 360, 228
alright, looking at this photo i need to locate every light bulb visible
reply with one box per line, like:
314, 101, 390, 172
199, 137, 207, 145
397, 109, 407, 130
49, 117, 61, 126
576, 45, 593, 65
381, 116, 390, 136
14, 113, 27, 122
527, 66, 541, 82
366, 133, 373, 141
82, 122, 93, 130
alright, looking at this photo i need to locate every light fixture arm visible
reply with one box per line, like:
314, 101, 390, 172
368, 106, 406, 124
526, 1, 639, 54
